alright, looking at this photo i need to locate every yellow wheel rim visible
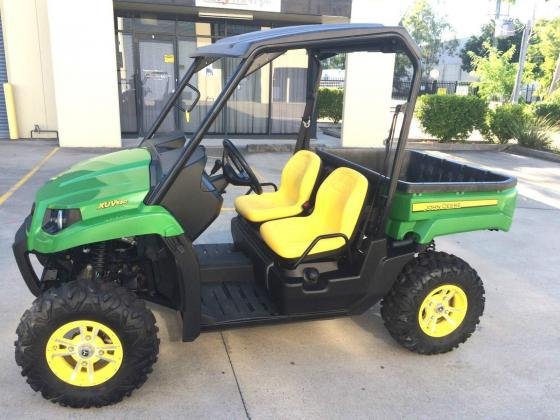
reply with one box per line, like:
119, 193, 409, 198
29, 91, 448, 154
45, 320, 123, 387
418, 284, 468, 338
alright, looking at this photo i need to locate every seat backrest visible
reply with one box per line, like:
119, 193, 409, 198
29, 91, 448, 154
278, 150, 321, 204
312, 167, 368, 238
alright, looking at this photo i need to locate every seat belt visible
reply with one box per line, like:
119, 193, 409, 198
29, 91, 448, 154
295, 52, 323, 152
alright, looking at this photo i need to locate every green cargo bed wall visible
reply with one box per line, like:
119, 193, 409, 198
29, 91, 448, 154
0, 14, 9, 138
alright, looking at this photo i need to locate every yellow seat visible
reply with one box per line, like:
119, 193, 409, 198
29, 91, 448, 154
260, 167, 368, 259
234, 150, 321, 223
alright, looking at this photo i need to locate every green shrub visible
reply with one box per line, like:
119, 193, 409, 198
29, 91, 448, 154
415, 94, 488, 142
512, 116, 557, 150
317, 88, 343, 124
534, 102, 560, 123
547, 88, 560, 103
486, 104, 527, 144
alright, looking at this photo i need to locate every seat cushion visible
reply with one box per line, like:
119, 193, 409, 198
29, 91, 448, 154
234, 150, 321, 223
260, 167, 368, 260
234, 192, 304, 223
260, 216, 346, 259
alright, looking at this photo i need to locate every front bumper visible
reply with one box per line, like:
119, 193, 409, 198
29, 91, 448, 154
13, 216, 42, 296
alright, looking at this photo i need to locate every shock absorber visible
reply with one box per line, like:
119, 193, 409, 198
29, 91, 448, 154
91, 242, 107, 278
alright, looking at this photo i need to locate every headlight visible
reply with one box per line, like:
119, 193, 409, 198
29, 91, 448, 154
42, 209, 82, 234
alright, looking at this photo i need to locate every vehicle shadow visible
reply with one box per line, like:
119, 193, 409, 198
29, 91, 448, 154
348, 304, 407, 350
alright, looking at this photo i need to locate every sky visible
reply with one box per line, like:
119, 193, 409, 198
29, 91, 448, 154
397, 0, 560, 40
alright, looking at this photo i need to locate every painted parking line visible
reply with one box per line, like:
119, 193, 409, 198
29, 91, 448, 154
0, 147, 60, 206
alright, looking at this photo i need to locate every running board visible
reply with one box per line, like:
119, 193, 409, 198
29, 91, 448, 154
200, 279, 347, 330
201, 280, 278, 323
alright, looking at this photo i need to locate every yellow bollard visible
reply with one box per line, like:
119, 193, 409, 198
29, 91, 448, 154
3, 83, 19, 140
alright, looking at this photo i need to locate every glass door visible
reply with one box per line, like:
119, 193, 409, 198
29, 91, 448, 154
177, 36, 225, 134
116, 32, 137, 133
136, 34, 177, 134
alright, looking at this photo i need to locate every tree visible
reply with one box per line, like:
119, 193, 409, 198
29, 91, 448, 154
323, 55, 346, 70
460, 20, 524, 72
395, 0, 457, 78
549, 53, 560, 94
526, 17, 560, 96
468, 42, 518, 101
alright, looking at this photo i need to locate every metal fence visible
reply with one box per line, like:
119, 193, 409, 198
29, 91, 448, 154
519, 84, 538, 103
320, 78, 345, 88
321, 79, 474, 98
392, 80, 474, 100
320, 78, 539, 103
393, 79, 538, 103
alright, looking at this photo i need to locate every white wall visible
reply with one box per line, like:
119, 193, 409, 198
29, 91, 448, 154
47, 0, 121, 147
342, 0, 409, 147
0, 0, 57, 137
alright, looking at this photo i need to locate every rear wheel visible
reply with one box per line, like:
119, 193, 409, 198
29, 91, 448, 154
381, 251, 485, 354
15, 280, 159, 407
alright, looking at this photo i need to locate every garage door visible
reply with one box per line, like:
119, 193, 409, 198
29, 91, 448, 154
0, 14, 9, 139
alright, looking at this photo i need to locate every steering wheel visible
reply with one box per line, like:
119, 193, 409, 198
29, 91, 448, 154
222, 139, 263, 195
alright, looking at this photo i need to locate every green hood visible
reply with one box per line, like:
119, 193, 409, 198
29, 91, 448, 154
26, 148, 184, 254
35, 148, 152, 216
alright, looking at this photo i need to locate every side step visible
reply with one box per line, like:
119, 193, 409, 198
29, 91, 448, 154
195, 243, 254, 283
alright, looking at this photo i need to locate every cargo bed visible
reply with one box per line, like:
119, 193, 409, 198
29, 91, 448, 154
317, 148, 517, 243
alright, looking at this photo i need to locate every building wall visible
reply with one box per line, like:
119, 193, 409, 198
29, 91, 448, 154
0, 0, 351, 144
341, 0, 403, 148
48, 0, 121, 147
0, 0, 57, 138
114, 0, 351, 19
436, 38, 478, 83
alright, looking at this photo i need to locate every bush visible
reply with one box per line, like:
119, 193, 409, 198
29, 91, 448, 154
415, 94, 488, 142
534, 102, 560, 123
547, 88, 560, 103
486, 104, 528, 144
317, 88, 343, 124
512, 116, 557, 150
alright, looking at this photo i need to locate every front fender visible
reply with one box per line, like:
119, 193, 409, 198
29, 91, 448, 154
28, 204, 184, 253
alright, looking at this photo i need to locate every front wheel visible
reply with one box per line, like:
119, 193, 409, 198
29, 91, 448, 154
15, 280, 159, 407
381, 251, 485, 354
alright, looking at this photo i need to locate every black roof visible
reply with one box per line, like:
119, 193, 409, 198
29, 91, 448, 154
191, 23, 420, 59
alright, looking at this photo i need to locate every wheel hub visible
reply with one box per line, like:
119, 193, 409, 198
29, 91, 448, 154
78, 345, 94, 358
45, 320, 123, 387
418, 284, 468, 338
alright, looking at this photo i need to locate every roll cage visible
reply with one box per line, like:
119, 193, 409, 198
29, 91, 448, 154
140, 23, 422, 241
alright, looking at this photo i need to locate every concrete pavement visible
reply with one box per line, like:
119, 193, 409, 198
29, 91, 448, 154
0, 142, 559, 419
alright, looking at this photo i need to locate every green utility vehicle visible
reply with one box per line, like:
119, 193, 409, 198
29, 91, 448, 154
13, 24, 517, 407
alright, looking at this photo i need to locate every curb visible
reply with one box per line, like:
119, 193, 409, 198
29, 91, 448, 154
506, 145, 560, 164
321, 127, 341, 138
207, 143, 328, 154
246, 143, 328, 153
407, 142, 508, 152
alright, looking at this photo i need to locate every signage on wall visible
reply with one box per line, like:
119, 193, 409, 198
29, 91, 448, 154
164, 54, 175, 64
195, 0, 281, 13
